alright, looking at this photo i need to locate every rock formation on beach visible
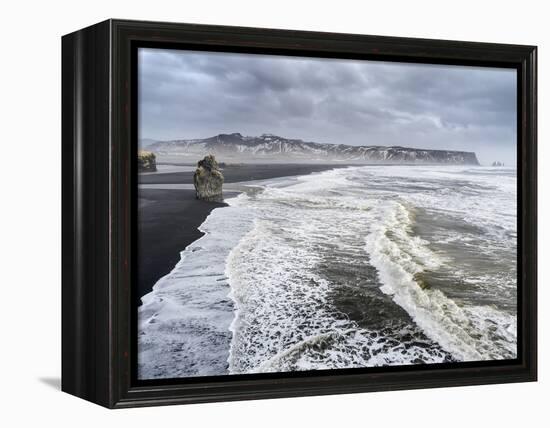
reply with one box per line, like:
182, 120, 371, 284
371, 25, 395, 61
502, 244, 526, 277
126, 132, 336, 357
193, 155, 224, 201
138, 150, 157, 172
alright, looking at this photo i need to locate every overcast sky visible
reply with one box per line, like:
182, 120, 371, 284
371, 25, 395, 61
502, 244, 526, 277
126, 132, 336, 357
138, 48, 517, 165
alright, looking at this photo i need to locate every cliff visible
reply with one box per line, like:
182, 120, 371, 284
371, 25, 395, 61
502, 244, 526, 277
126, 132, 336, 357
148, 133, 480, 165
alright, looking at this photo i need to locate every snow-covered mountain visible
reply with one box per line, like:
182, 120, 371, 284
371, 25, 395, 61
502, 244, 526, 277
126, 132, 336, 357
145, 133, 480, 164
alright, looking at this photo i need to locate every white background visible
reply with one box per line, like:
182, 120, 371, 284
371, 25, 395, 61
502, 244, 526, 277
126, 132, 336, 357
0, 0, 546, 426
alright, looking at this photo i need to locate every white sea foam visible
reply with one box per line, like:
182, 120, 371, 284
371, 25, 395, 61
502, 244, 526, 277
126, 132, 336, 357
225, 171, 456, 373
137, 194, 255, 379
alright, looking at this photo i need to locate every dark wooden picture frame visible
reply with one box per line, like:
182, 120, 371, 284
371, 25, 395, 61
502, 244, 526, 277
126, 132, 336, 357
62, 19, 537, 408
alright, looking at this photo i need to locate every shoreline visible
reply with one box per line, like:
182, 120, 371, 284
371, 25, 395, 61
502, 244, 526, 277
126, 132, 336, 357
139, 163, 352, 185
137, 163, 344, 305
137, 189, 229, 306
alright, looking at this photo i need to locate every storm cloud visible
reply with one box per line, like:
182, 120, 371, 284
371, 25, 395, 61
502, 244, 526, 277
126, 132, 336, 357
138, 48, 517, 165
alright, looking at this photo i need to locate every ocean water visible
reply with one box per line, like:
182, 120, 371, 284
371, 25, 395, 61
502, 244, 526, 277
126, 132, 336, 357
138, 165, 517, 379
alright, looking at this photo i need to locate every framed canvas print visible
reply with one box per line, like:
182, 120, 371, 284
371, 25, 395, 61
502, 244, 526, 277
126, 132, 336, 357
62, 19, 537, 408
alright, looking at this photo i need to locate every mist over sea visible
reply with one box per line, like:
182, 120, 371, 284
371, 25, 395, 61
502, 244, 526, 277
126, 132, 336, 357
138, 165, 517, 379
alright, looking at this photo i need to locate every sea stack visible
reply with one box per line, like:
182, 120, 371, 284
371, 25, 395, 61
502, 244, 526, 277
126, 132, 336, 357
193, 154, 224, 201
138, 150, 157, 172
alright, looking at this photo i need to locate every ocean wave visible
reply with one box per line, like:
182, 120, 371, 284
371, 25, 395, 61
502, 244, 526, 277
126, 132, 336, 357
226, 165, 517, 370
225, 171, 460, 373
363, 198, 517, 361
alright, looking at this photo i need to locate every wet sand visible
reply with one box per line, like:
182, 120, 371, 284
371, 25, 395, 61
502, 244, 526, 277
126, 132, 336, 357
139, 163, 350, 184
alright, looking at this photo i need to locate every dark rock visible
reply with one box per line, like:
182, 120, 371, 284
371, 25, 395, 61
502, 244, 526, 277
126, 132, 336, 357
193, 155, 224, 201
138, 150, 157, 172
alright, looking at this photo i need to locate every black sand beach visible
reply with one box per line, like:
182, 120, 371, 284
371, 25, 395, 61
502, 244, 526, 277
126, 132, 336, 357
139, 163, 349, 184
137, 189, 227, 305
138, 163, 345, 305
